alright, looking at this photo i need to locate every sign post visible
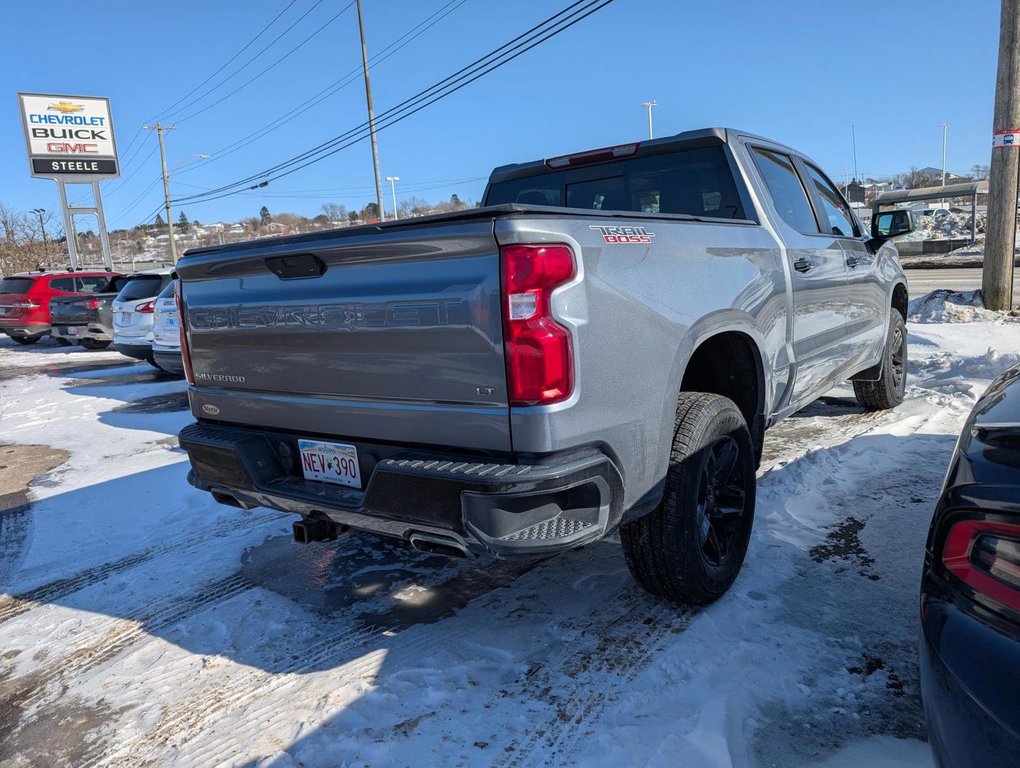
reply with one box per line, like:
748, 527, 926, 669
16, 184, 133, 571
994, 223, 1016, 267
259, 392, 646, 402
17, 92, 120, 271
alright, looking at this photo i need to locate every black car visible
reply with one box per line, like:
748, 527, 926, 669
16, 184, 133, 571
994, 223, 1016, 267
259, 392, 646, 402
921, 363, 1020, 767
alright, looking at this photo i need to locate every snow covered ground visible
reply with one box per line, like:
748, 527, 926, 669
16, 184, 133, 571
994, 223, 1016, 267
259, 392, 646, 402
1, 298, 1018, 768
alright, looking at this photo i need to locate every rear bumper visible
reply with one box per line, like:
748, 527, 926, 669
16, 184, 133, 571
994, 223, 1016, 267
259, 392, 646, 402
114, 342, 154, 361
0, 324, 48, 338
920, 588, 1020, 767
179, 421, 623, 557
52, 322, 112, 342
153, 349, 184, 374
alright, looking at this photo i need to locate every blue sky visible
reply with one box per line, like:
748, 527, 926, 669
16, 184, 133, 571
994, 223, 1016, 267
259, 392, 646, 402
0, 0, 1000, 229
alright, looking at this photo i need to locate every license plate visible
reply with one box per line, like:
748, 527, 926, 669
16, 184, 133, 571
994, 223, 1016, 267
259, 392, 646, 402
298, 439, 362, 489
165, 314, 179, 330
117, 312, 133, 324
67, 326, 81, 336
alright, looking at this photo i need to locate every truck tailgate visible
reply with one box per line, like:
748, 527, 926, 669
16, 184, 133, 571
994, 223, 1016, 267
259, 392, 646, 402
176, 220, 511, 451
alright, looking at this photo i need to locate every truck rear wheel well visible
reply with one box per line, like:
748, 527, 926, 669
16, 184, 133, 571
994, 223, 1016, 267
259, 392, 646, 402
680, 332, 765, 458
892, 282, 908, 320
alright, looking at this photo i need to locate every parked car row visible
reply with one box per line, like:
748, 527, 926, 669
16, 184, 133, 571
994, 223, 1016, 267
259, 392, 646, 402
0, 268, 182, 372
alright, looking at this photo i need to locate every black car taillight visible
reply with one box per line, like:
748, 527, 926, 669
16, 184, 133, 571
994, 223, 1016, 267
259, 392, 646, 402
942, 519, 1020, 614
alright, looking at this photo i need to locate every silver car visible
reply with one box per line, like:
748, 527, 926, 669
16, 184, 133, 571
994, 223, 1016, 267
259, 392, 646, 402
111, 269, 175, 364
151, 280, 184, 375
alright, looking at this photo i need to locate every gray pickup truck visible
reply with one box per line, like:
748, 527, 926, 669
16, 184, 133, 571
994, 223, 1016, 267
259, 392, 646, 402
178, 128, 911, 603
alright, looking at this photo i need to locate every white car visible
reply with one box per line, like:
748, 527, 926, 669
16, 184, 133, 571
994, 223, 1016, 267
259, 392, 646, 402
111, 268, 176, 365
151, 280, 184, 375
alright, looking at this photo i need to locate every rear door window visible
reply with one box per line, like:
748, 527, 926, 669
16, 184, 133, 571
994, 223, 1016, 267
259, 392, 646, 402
48, 277, 76, 292
76, 275, 109, 292
750, 148, 820, 234
116, 276, 165, 302
485, 146, 746, 219
0, 277, 35, 294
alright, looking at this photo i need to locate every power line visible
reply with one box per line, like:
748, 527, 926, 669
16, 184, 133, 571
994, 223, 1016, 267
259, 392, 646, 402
174, 0, 470, 174
98, 1, 303, 198
151, 0, 301, 122
156, 0, 324, 122
175, 1, 355, 124
171, 0, 612, 208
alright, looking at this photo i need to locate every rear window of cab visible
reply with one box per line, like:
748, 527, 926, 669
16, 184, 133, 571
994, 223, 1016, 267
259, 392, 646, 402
484, 146, 747, 220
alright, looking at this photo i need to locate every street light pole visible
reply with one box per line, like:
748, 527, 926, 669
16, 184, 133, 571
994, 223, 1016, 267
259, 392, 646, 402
641, 100, 657, 140
386, 176, 400, 220
30, 208, 50, 263
356, 0, 385, 222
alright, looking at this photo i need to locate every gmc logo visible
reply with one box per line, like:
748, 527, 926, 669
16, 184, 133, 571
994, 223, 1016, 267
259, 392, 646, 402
46, 142, 99, 154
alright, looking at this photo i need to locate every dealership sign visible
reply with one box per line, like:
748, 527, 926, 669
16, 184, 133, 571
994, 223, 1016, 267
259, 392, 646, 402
18, 92, 120, 178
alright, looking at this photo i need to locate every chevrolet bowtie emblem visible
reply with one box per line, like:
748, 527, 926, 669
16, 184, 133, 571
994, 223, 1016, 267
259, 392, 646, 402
48, 101, 84, 114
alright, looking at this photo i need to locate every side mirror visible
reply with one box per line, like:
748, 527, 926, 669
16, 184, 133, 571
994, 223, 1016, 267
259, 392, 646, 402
870, 210, 913, 243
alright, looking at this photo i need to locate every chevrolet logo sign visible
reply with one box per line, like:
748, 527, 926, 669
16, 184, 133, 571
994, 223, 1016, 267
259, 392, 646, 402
48, 101, 84, 114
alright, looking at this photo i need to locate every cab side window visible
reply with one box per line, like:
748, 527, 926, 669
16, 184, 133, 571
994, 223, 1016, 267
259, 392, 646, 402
750, 148, 819, 234
805, 164, 858, 238
48, 277, 76, 292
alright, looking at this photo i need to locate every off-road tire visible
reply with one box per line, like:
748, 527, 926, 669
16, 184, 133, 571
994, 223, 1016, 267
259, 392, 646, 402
10, 335, 41, 345
620, 392, 756, 604
80, 338, 111, 350
853, 311, 906, 411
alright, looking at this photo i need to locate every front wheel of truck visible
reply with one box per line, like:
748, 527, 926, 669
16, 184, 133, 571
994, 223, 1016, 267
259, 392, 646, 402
853, 311, 907, 411
620, 392, 756, 604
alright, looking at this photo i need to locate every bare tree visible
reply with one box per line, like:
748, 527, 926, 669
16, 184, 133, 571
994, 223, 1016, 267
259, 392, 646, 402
320, 202, 347, 222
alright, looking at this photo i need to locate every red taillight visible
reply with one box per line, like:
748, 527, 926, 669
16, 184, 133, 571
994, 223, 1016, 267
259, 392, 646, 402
85, 298, 100, 310
943, 519, 1020, 614
173, 281, 195, 385
135, 300, 156, 313
500, 244, 575, 406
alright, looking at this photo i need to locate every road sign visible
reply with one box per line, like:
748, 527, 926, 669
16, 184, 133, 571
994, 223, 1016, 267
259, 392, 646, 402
18, 92, 120, 180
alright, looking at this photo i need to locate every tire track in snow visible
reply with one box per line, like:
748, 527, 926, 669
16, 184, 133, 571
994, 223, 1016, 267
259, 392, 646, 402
0, 510, 285, 624
0, 575, 253, 719
490, 591, 694, 768
87, 557, 544, 768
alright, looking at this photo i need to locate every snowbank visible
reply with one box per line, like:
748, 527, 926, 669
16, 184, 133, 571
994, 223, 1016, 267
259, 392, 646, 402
907, 288, 1020, 324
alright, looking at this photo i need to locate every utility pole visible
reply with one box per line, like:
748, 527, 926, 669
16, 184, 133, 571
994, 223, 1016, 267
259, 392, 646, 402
985, 0, 1020, 310
144, 123, 178, 263
356, 0, 385, 222
642, 100, 657, 140
939, 123, 950, 188
30, 208, 50, 263
386, 176, 400, 220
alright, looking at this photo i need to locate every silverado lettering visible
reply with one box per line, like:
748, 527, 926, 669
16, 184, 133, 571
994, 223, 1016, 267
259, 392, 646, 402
188, 299, 465, 331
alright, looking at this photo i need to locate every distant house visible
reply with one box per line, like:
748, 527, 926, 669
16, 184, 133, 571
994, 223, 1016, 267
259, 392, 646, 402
845, 180, 866, 205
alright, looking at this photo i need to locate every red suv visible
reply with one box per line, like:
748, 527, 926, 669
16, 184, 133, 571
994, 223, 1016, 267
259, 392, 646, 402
0, 271, 119, 345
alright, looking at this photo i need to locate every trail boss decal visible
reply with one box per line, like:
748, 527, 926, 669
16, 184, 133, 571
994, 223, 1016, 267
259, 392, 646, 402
590, 225, 654, 244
